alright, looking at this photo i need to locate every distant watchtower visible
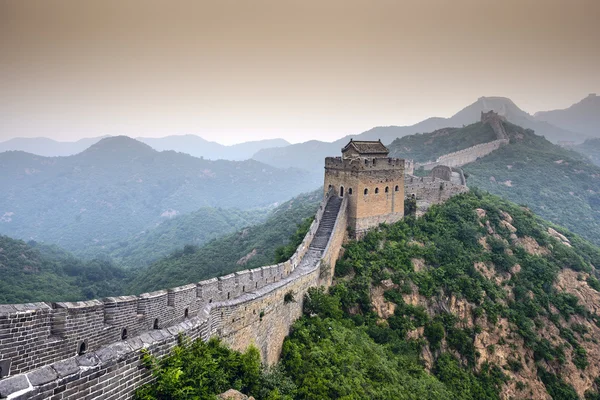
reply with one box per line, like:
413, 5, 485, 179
324, 140, 405, 236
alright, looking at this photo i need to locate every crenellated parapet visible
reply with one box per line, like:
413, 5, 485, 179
0, 190, 349, 399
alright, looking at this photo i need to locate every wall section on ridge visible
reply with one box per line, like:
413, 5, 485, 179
0, 195, 349, 399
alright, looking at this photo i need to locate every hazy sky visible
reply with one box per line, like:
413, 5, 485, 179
1, 0, 599, 144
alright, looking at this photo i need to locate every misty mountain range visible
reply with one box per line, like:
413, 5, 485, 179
0, 135, 289, 160
252, 95, 597, 174
0, 136, 316, 251
1, 95, 597, 163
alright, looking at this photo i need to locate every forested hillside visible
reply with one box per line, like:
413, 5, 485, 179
131, 186, 600, 400
0, 236, 131, 303
128, 190, 321, 293
76, 206, 269, 268
389, 121, 497, 162
0, 136, 317, 252
137, 190, 600, 399
388, 120, 600, 246
573, 138, 600, 167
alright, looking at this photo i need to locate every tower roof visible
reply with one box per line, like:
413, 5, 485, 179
341, 139, 389, 156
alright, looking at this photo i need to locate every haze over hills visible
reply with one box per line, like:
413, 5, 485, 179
0, 136, 317, 252
252, 96, 588, 174
0, 136, 109, 157
535, 93, 600, 138
0, 134, 289, 160
136, 135, 290, 160
388, 119, 600, 245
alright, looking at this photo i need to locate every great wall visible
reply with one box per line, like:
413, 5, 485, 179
0, 114, 512, 398
415, 111, 510, 170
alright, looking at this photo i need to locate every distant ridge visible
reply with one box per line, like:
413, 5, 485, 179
0, 134, 289, 160
252, 96, 587, 174
137, 135, 289, 160
0, 136, 316, 252
0, 136, 108, 157
535, 93, 600, 137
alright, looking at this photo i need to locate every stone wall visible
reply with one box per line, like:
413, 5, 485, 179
405, 174, 469, 211
418, 139, 508, 170
0, 194, 349, 399
416, 111, 509, 171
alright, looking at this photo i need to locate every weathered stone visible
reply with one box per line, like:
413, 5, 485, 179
0, 375, 29, 397
217, 389, 253, 400
27, 366, 58, 386
51, 359, 79, 378
76, 353, 100, 367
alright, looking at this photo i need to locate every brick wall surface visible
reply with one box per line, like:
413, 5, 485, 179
0, 193, 349, 400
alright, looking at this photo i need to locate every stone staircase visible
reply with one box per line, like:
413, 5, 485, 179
309, 196, 343, 251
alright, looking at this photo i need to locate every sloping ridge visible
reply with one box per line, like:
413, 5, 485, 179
417, 112, 509, 170
0, 194, 348, 399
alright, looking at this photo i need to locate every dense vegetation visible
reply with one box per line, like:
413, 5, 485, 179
461, 121, 600, 246
76, 207, 268, 268
574, 138, 600, 167
0, 136, 316, 252
388, 120, 600, 246
128, 190, 320, 293
0, 190, 320, 303
137, 190, 600, 399
0, 235, 131, 303
389, 121, 497, 162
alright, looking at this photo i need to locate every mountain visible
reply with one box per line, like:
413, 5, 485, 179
137, 135, 290, 160
535, 94, 600, 138
0, 136, 107, 157
326, 190, 600, 399
252, 96, 584, 174
0, 235, 130, 303
138, 190, 600, 399
388, 119, 600, 245
76, 206, 269, 268
0, 135, 289, 160
573, 138, 600, 166
128, 189, 321, 293
0, 136, 318, 253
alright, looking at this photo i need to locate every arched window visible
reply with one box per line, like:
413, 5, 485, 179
348, 188, 353, 195
364, 188, 368, 195
121, 328, 128, 340
375, 188, 379, 194
153, 319, 159, 329
365, 159, 369, 165
184, 308, 189, 318
385, 186, 389, 193
78, 341, 87, 356
340, 186, 344, 197
395, 185, 399, 192
373, 159, 377, 166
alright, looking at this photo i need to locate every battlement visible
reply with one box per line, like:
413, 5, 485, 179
325, 156, 405, 172
0, 188, 350, 399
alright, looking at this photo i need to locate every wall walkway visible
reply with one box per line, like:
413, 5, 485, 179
0, 194, 348, 399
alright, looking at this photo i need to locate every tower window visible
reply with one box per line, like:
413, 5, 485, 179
375, 188, 379, 194
153, 319, 159, 329
348, 188, 353, 195
395, 185, 399, 192
340, 186, 344, 197
385, 186, 389, 193
78, 341, 87, 356
364, 188, 368, 195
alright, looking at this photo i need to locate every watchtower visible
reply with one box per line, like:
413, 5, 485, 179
324, 139, 405, 236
